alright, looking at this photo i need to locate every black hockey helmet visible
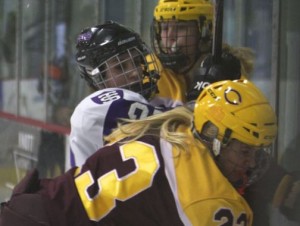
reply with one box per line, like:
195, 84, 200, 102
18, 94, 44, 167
75, 20, 160, 100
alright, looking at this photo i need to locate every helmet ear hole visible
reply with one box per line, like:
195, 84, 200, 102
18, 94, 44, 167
200, 121, 219, 142
197, 121, 222, 156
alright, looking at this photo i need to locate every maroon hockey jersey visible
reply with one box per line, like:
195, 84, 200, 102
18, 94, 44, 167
0, 134, 252, 226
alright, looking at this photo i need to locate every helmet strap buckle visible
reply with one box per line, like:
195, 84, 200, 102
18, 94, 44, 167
212, 138, 221, 156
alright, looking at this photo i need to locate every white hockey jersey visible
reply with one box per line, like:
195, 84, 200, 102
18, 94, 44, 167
69, 88, 164, 167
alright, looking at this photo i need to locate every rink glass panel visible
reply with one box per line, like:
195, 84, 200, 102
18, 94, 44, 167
0, 0, 299, 212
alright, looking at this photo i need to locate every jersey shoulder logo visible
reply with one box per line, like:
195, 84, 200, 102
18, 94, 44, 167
194, 81, 210, 91
91, 90, 124, 104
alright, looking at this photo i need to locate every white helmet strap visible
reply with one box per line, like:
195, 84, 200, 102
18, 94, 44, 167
212, 138, 221, 156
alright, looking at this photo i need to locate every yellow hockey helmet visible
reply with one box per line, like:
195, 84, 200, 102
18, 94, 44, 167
151, 0, 213, 73
154, 0, 213, 21
193, 79, 278, 147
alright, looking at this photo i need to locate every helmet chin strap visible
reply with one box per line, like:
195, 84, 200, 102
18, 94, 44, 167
211, 128, 232, 156
158, 52, 190, 73
212, 138, 221, 156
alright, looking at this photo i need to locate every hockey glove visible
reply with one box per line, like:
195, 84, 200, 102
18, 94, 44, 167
273, 171, 300, 223
186, 50, 241, 102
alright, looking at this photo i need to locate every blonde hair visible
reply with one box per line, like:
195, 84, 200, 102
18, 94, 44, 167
105, 106, 195, 152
